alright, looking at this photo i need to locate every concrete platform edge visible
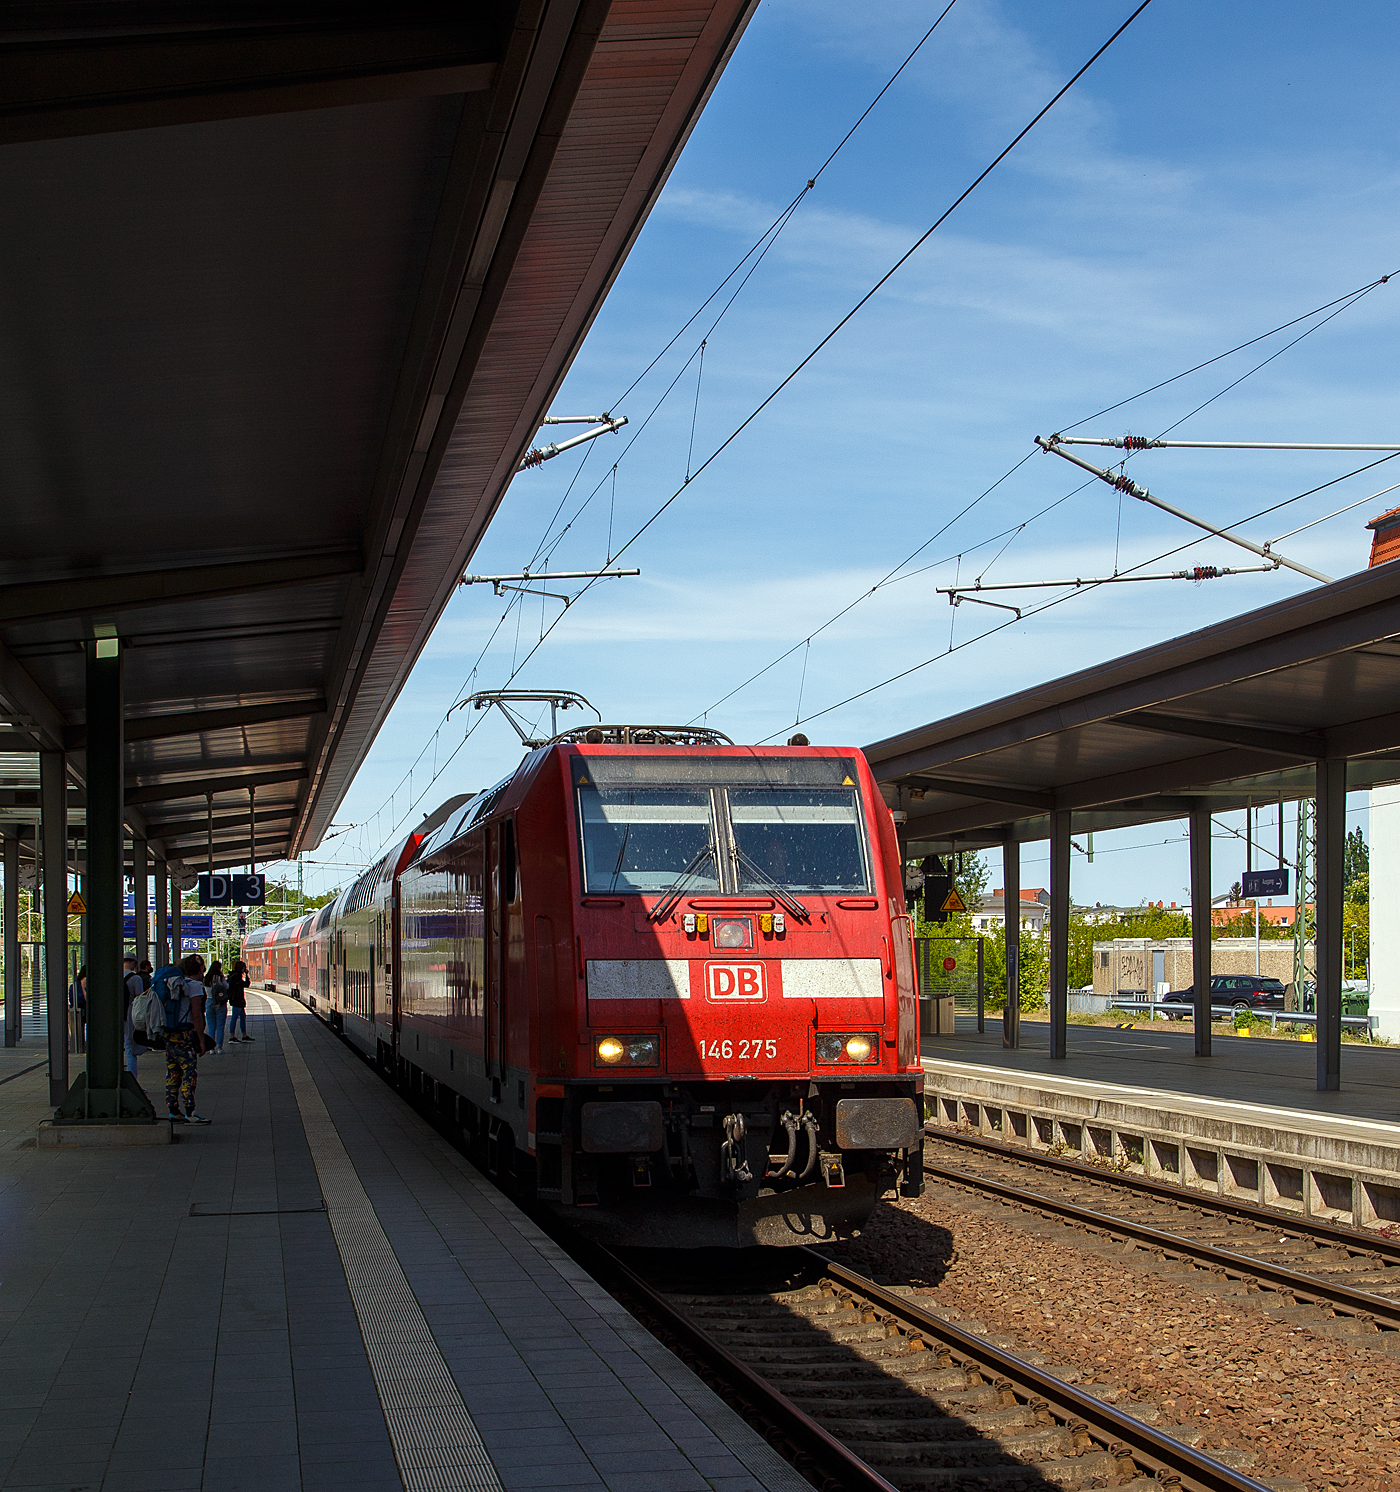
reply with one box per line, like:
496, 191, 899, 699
924, 1057, 1400, 1230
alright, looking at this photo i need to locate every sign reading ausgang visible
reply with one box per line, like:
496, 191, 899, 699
1241, 867, 1290, 899
197, 873, 266, 907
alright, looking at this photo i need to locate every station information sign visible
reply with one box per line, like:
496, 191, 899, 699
197, 874, 266, 907
1241, 868, 1289, 899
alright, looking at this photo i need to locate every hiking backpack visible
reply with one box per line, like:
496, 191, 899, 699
152, 965, 193, 1033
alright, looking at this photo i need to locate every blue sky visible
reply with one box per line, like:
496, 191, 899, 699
288, 0, 1398, 903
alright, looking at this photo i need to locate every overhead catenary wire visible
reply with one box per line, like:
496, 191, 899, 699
1054, 437, 1400, 452
688, 269, 1394, 726
405, 0, 1159, 798
1059, 273, 1393, 433
298, 5, 979, 885
1034, 437, 1334, 583
765, 449, 1400, 742
1267, 480, 1400, 549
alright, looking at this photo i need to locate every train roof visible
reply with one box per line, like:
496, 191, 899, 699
407, 741, 877, 868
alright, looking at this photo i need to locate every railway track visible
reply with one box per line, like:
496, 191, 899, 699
922, 1129, 1400, 1348
581, 1240, 1275, 1492
318, 1007, 1287, 1491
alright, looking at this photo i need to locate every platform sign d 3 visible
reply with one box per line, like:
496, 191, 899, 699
1241, 868, 1289, 899
197, 873, 265, 906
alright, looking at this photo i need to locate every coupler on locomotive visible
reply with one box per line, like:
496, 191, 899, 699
537, 1077, 923, 1248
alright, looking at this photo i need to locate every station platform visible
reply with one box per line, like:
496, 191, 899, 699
0, 993, 808, 1492
921, 1021, 1400, 1233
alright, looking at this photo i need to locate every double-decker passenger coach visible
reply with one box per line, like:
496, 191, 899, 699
247, 729, 924, 1247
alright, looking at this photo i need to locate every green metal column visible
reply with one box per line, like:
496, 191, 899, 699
170, 868, 182, 959
154, 855, 168, 965
1315, 760, 1346, 1092
1048, 811, 1071, 1059
3, 829, 17, 1047
1189, 803, 1212, 1057
40, 749, 68, 1105
1002, 831, 1020, 1050
55, 639, 153, 1122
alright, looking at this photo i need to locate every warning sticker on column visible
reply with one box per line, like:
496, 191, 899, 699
704, 962, 767, 1001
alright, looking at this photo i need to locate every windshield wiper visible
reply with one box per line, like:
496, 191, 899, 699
733, 846, 809, 921
648, 844, 716, 923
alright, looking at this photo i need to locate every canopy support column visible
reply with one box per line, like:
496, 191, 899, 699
154, 857, 168, 966
1316, 760, 1346, 1092
1189, 802, 1213, 1056
1049, 812, 1071, 1060
3, 830, 18, 1048
40, 750, 68, 1105
55, 639, 154, 1122
1002, 832, 1020, 1050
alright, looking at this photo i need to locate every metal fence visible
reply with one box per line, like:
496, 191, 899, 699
915, 936, 985, 1033
1108, 998, 1375, 1038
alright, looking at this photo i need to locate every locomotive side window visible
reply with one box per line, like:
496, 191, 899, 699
577, 787, 720, 894
729, 788, 869, 893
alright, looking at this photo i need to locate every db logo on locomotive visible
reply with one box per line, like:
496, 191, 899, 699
705, 962, 766, 1001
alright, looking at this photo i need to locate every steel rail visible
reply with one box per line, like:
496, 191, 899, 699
577, 1239, 901, 1492
291, 988, 1272, 1492
924, 1156, 1400, 1331
805, 1252, 1274, 1492
926, 1127, 1400, 1263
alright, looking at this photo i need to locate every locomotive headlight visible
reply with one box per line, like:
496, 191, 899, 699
594, 1034, 660, 1067
712, 917, 751, 949
815, 1031, 879, 1065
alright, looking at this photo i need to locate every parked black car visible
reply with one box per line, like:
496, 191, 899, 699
1161, 974, 1288, 1015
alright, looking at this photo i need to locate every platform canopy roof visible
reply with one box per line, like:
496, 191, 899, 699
0, 0, 755, 868
864, 559, 1400, 858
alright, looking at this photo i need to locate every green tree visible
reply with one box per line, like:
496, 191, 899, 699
1212, 910, 1287, 939
1343, 875, 1369, 978
1344, 828, 1368, 898
978, 921, 1049, 1011
1086, 902, 1191, 942
954, 851, 991, 916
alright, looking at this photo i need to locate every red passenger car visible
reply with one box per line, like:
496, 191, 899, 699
245, 731, 924, 1247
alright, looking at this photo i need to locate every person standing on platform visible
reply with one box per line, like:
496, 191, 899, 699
122, 955, 145, 1079
138, 959, 153, 990
227, 959, 252, 1043
162, 955, 211, 1125
67, 966, 87, 1049
204, 960, 229, 1054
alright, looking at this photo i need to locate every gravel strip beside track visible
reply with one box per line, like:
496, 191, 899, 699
922, 1132, 1400, 1342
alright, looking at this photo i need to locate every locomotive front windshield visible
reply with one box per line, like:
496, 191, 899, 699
729, 789, 867, 893
578, 787, 721, 895
574, 756, 872, 896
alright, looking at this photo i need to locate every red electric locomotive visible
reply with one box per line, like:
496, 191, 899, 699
245, 730, 924, 1247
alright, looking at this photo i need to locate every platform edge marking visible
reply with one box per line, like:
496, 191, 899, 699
262, 996, 505, 1492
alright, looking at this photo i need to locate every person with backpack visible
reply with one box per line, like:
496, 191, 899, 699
204, 960, 230, 1054
162, 954, 211, 1125
122, 955, 145, 1078
227, 959, 252, 1043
